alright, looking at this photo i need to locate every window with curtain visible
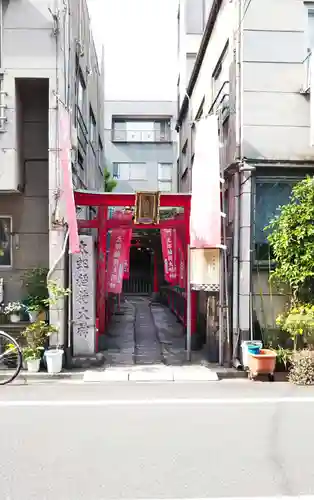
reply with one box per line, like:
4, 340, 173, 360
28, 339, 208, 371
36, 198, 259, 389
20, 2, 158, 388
254, 180, 296, 261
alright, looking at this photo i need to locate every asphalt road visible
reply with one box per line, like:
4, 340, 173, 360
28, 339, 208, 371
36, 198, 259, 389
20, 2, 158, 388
0, 381, 314, 500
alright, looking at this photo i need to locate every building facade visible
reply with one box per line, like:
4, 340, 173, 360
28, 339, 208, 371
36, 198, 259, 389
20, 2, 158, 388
177, 0, 214, 191
177, 0, 314, 359
105, 101, 177, 193
0, 0, 105, 346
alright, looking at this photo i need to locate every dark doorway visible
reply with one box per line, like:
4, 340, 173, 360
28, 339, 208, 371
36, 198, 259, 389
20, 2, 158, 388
123, 246, 152, 295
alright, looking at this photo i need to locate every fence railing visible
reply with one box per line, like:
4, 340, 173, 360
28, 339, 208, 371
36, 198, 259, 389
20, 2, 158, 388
112, 129, 172, 143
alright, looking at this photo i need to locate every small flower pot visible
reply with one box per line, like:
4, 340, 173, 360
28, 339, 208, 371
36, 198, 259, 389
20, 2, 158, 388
44, 349, 63, 374
28, 311, 39, 323
10, 313, 20, 323
26, 358, 40, 373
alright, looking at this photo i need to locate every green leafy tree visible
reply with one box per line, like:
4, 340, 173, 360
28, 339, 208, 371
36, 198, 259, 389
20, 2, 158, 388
104, 168, 117, 192
266, 176, 314, 301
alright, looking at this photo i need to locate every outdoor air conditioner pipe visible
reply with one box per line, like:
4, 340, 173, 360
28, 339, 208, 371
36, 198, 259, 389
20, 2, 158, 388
46, 229, 69, 283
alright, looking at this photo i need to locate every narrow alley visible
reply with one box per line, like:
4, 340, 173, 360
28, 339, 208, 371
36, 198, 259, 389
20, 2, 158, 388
104, 297, 187, 366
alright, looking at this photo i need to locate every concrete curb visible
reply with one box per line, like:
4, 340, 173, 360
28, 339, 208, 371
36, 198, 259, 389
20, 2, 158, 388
15, 370, 85, 383
200, 360, 248, 380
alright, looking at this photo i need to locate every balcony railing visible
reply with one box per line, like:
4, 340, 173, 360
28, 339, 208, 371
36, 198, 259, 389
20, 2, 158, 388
112, 129, 172, 143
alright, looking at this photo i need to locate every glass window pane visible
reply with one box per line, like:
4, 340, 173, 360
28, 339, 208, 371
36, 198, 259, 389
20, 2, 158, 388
158, 163, 173, 180
129, 163, 146, 180
118, 163, 130, 180
0, 217, 11, 266
185, 0, 204, 34
158, 181, 172, 192
255, 181, 293, 244
308, 11, 314, 49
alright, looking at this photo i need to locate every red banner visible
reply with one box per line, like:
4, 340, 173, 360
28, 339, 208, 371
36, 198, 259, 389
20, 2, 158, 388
107, 210, 132, 294
59, 107, 79, 254
111, 210, 132, 282
123, 257, 130, 280
176, 232, 185, 289
161, 229, 177, 284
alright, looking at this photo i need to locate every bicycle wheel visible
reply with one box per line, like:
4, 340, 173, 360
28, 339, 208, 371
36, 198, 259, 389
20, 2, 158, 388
0, 331, 22, 385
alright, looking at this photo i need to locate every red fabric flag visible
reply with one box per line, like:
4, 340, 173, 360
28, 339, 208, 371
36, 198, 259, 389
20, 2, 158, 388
59, 107, 79, 254
161, 228, 177, 284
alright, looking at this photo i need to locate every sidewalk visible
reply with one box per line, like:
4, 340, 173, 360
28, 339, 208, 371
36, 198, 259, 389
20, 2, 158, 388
8, 362, 247, 384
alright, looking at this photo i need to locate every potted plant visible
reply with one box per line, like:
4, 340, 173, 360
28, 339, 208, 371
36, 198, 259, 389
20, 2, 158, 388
43, 280, 71, 374
22, 346, 44, 372
4, 302, 24, 323
26, 296, 45, 323
22, 320, 58, 372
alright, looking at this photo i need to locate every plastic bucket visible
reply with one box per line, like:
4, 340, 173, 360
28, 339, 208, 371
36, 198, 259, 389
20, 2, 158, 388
44, 349, 63, 374
241, 341, 263, 368
248, 345, 261, 356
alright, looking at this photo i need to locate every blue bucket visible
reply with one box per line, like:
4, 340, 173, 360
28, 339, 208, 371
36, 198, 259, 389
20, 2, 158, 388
248, 344, 261, 356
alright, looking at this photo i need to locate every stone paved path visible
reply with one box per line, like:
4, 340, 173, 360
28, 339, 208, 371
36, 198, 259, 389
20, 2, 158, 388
104, 296, 187, 366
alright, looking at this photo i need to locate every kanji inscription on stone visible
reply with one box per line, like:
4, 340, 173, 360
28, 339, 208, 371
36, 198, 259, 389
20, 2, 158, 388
72, 235, 96, 355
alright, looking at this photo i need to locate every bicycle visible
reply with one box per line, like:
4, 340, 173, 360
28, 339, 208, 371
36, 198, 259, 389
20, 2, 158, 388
0, 330, 22, 385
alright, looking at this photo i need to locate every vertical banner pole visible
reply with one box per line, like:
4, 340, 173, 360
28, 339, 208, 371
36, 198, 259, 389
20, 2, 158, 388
218, 248, 224, 366
186, 243, 192, 362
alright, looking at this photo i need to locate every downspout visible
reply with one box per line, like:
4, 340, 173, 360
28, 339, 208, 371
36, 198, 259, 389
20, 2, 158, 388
232, 0, 243, 367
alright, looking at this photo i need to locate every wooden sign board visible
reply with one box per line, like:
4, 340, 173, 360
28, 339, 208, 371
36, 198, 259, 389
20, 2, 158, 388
134, 191, 160, 224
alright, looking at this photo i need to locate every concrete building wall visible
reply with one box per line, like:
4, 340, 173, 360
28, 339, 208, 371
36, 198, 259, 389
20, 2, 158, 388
0, 0, 104, 349
0, 79, 49, 301
242, 0, 314, 161
176, 0, 314, 358
105, 101, 177, 193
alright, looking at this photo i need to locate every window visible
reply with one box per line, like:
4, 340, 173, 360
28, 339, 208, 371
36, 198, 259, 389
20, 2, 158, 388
158, 163, 173, 192
89, 107, 96, 147
185, 0, 205, 34
212, 41, 229, 101
0, 217, 12, 267
158, 181, 172, 192
113, 163, 146, 181
307, 9, 314, 50
98, 136, 104, 172
112, 119, 171, 142
186, 53, 197, 83
158, 163, 172, 180
76, 70, 86, 118
78, 151, 84, 171
254, 179, 296, 262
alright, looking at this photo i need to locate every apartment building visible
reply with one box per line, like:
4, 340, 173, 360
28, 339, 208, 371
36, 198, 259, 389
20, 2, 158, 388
105, 101, 177, 193
0, 0, 104, 345
176, 0, 314, 357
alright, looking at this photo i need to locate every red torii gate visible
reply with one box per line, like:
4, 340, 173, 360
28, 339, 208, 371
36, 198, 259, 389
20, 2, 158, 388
73, 190, 197, 350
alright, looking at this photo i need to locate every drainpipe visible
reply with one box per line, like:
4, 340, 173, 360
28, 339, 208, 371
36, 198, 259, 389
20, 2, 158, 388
232, 0, 243, 367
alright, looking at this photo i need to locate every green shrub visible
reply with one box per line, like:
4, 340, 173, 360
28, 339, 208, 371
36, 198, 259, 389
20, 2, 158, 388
289, 349, 314, 385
